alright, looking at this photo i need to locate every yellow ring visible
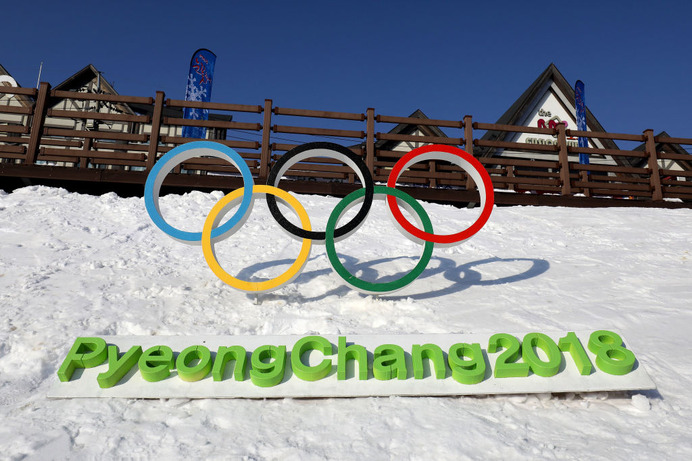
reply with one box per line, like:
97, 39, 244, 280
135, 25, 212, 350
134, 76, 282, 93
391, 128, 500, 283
201, 185, 312, 293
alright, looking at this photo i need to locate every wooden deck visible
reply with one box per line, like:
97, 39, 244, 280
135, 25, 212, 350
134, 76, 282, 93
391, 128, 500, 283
2, 83, 691, 209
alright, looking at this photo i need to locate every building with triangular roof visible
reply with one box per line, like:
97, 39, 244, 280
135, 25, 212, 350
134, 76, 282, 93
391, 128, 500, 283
633, 131, 692, 180
1, 65, 35, 168
1, 62, 231, 136
1, 64, 22, 92
374, 109, 450, 152
371, 64, 625, 165
0, 64, 33, 123
0, 63, 233, 169
377, 64, 690, 176
477, 63, 622, 166
45, 64, 136, 133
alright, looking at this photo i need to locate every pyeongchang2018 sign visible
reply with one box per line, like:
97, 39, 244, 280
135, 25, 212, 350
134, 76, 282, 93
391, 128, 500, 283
50, 331, 655, 398
52, 142, 656, 399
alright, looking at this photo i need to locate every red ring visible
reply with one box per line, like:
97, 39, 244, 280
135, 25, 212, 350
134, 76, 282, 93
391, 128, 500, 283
386, 144, 494, 245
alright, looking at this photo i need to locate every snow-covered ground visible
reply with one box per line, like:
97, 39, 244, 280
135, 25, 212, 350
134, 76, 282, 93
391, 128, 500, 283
1, 185, 691, 460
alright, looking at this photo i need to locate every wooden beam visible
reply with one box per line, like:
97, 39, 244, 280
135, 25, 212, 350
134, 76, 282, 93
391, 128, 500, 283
557, 123, 572, 195
644, 129, 663, 200
274, 106, 364, 121
259, 99, 273, 181
26, 82, 51, 165
146, 91, 165, 171
366, 108, 375, 174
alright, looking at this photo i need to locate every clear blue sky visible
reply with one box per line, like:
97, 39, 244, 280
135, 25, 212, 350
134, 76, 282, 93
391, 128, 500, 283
2, 0, 690, 140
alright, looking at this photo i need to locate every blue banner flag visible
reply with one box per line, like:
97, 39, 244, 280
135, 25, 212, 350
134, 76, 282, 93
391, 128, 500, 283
183, 49, 217, 139
575, 80, 589, 165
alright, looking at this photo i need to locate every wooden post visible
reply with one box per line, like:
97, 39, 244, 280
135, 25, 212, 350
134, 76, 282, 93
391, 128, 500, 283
464, 115, 475, 190
26, 82, 51, 165
579, 170, 591, 197
146, 91, 165, 171
428, 160, 437, 188
463, 115, 473, 154
557, 123, 572, 195
507, 165, 516, 191
644, 129, 663, 201
366, 108, 375, 174
79, 137, 92, 169
259, 99, 273, 181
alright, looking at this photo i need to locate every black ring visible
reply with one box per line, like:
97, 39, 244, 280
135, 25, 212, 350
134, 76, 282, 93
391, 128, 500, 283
266, 142, 374, 241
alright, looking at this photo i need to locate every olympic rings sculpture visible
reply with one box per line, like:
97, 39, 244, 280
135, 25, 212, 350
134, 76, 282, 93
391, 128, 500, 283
144, 140, 494, 295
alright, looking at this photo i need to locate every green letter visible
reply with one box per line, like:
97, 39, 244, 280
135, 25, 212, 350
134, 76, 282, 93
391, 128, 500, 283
588, 330, 636, 375
522, 333, 562, 377
212, 346, 247, 381
250, 345, 286, 387
138, 346, 174, 382
448, 343, 486, 385
291, 336, 333, 382
97, 345, 142, 389
337, 336, 369, 380
176, 345, 212, 382
373, 344, 407, 380
57, 337, 107, 382
412, 343, 446, 379
488, 333, 529, 378
558, 332, 593, 375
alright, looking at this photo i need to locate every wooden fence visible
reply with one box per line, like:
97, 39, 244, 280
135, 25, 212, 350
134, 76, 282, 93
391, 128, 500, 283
1, 82, 691, 208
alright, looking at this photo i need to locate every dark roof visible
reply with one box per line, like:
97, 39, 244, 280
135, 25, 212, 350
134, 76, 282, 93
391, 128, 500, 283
53, 64, 118, 94
49, 64, 138, 115
633, 131, 692, 171
375, 109, 448, 151
489, 63, 610, 131
478, 63, 633, 165
0, 63, 13, 78
0, 63, 34, 107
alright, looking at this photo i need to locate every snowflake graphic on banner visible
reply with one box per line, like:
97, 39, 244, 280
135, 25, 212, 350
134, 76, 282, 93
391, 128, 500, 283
184, 74, 209, 121
182, 49, 216, 139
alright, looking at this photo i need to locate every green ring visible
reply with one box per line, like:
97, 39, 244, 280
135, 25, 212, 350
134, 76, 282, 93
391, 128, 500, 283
325, 185, 434, 294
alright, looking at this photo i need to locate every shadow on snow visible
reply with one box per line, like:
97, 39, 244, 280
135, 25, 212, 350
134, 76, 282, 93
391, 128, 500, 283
236, 255, 550, 303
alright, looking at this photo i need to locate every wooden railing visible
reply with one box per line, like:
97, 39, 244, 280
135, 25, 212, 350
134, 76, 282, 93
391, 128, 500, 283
1, 82, 691, 207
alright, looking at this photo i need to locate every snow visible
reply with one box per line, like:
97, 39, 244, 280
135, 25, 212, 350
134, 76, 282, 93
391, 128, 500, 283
1, 185, 691, 459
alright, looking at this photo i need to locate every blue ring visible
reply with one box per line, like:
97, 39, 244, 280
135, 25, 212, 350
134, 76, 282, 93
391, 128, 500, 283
144, 141, 255, 243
